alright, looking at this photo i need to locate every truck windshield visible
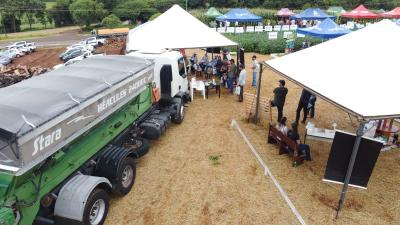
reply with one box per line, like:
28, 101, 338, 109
177, 58, 185, 76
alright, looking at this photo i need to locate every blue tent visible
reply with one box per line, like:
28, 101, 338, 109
297, 18, 350, 39
291, 8, 335, 20
216, 8, 262, 23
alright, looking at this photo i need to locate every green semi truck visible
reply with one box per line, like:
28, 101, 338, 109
0, 53, 189, 225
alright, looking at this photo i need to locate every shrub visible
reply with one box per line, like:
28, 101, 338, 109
102, 14, 121, 28
149, 12, 161, 21
224, 32, 322, 54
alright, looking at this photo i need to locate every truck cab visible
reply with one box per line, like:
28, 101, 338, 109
127, 50, 189, 101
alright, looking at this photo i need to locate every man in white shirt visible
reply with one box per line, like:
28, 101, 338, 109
251, 55, 260, 87
237, 64, 246, 102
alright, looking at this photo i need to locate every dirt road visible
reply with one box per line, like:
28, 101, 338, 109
0, 28, 88, 48
10, 48, 64, 68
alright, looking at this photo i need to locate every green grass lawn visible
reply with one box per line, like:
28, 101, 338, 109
20, 22, 55, 32
0, 26, 80, 42
45, 1, 56, 9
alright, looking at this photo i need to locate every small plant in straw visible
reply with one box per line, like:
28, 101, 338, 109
208, 155, 222, 165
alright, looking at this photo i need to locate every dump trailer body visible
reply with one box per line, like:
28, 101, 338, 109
0, 56, 155, 225
0, 55, 154, 176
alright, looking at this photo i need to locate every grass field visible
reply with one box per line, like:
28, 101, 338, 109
0, 26, 80, 42
45, 1, 56, 9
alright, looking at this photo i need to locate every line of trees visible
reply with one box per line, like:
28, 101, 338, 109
1, 0, 400, 33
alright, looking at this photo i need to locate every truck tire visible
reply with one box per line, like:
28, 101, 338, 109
171, 98, 184, 124
82, 188, 109, 225
113, 157, 136, 196
124, 137, 150, 159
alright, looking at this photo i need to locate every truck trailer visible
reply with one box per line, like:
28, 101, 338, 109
0, 54, 189, 225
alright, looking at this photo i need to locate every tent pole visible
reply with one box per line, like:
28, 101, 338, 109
254, 63, 263, 123
335, 120, 366, 219
236, 46, 239, 75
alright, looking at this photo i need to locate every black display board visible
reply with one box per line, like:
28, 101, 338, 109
324, 131, 383, 188
206, 47, 221, 54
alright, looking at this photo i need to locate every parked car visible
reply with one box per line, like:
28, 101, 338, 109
54, 52, 104, 70
67, 43, 94, 52
26, 43, 37, 52
6, 48, 22, 58
7, 41, 34, 54
83, 37, 106, 47
0, 55, 12, 66
61, 49, 88, 62
0, 50, 15, 59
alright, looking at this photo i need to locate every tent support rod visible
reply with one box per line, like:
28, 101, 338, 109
335, 120, 366, 218
236, 46, 239, 75
254, 63, 263, 123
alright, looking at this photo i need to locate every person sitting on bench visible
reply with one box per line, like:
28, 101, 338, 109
287, 122, 312, 161
275, 116, 288, 135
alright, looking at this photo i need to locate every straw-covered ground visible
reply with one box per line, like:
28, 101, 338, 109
105, 51, 399, 225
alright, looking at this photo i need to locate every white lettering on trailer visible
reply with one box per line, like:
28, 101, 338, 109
33, 128, 62, 156
97, 90, 127, 113
97, 75, 150, 114
128, 77, 147, 94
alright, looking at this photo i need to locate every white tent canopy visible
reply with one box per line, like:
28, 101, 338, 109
265, 20, 400, 120
126, 5, 237, 52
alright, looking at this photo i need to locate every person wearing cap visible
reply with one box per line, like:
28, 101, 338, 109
237, 64, 246, 102
251, 55, 260, 87
271, 80, 288, 122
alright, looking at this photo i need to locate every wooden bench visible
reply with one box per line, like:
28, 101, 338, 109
267, 123, 304, 167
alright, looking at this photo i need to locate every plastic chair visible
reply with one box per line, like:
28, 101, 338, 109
196, 81, 206, 100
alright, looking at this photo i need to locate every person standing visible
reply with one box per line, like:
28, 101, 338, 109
237, 64, 246, 102
295, 89, 312, 124
227, 59, 237, 94
215, 55, 223, 77
307, 94, 317, 118
251, 55, 260, 87
271, 80, 288, 122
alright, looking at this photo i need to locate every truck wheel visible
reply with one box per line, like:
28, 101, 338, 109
125, 137, 150, 159
113, 157, 136, 196
82, 188, 109, 225
171, 98, 184, 124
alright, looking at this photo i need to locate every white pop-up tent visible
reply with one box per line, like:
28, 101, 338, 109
261, 19, 400, 217
126, 5, 237, 52
265, 19, 400, 120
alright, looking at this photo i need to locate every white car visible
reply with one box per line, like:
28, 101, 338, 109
53, 52, 104, 70
67, 44, 93, 52
7, 41, 34, 54
7, 47, 24, 57
83, 37, 106, 48
26, 43, 37, 52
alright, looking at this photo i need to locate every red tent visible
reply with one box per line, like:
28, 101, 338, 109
341, 5, 379, 19
276, 8, 295, 17
380, 7, 400, 18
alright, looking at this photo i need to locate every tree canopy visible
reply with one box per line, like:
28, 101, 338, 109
69, 0, 108, 27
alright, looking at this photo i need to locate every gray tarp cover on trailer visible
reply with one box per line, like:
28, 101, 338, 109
0, 55, 154, 174
0, 55, 151, 138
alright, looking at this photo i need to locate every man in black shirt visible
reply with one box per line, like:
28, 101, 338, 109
271, 80, 288, 122
295, 89, 312, 124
